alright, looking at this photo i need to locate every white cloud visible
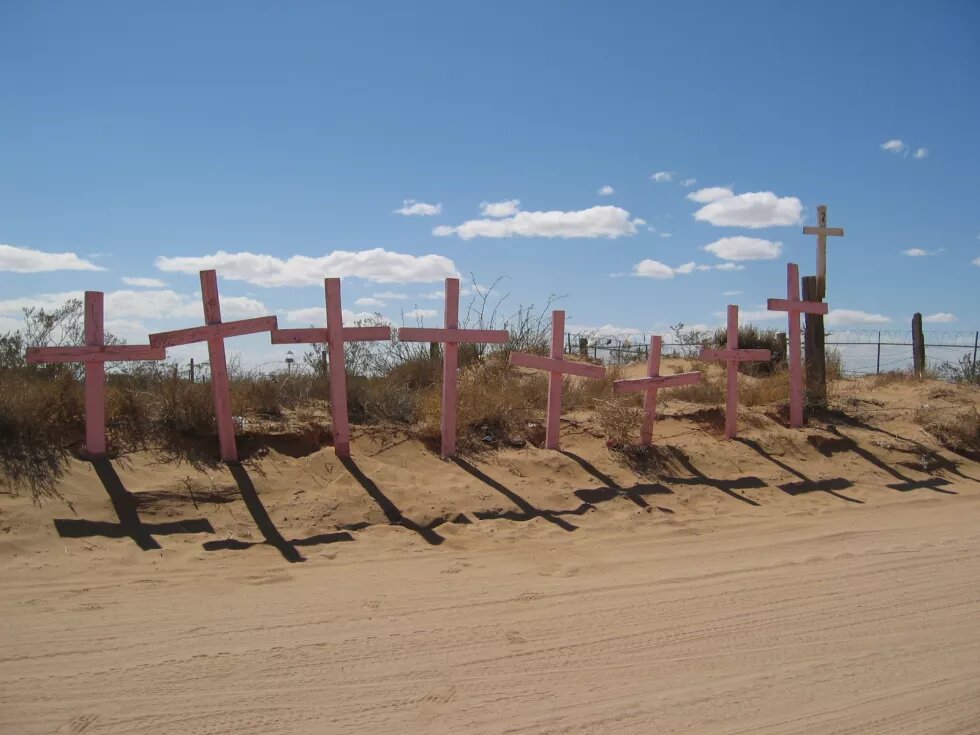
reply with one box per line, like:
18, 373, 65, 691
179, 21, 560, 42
681, 178, 697, 187
674, 262, 697, 274
826, 309, 891, 326
973, 256, 980, 267
0, 289, 268, 322
479, 199, 521, 218
355, 297, 385, 307
901, 248, 944, 257
650, 171, 674, 183
374, 291, 410, 299
923, 312, 957, 323
712, 262, 745, 271
730, 309, 781, 323
419, 289, 444, 299
686, 186, 733, 203
692, 190, 802, 228
659, 232, 672, 238
286, 307, 387, 326
434, 205, 641, 239
632, 218, 647, 227
393, 199, 442, 216
567, 323, 645, 337
722, 290, 743, 296
155, 248, 458, 286
597, 185, 614, 196
122, 276, 168, 287
880, 139, 907, 154
704, 236, 782, 261
0, 243, 104, 273
913, 147, 928, 159
404, 308, 438, 320
632, 259, 675, 279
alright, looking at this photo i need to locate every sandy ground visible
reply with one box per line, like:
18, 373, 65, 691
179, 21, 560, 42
2, 375, 979, 734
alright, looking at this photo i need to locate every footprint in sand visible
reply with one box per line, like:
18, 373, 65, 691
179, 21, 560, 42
58, 714, 99, 734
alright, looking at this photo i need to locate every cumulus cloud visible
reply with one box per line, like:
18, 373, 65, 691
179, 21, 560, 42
650, 171, 673, 183
681, 178, 697, 187
393, 199, 442, 216
434, 205, 641, 240
923, 312, 956, 323
913, 147, 928, 159
901, 248, 944, 257
825, 309, 891, 326
122, 276, 167, 287
686, 186, 733, 204
597, 185, 614, 196
973, 257, 980, 267
704, 236, 782, 261
355, 297, 385, 307
880, 139, 907, 154
0, 243, 104, 273
404, 308, 438, 321
155, 248, 458, 286
286, 307, 387, 326
692, 190, 802, 228
0, 289, 268, 322
374, 291, 410, 299
479, 199, 521, 218
631, 260, 744, 279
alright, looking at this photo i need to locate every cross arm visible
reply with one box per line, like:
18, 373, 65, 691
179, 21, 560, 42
802, 226, 844, 237
510, 352, 607, 379
271, 327, 328, 344
767, 298, 829, 315
150, 316, 278, 348
613, 371, 701, 393
27, 345, 166, 364
398, 327, 509, 344
700, 347, 772, 362
342, 326, 392, 342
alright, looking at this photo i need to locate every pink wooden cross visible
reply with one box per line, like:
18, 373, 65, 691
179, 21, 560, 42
699, 305, 772, 440
26, 292, 166, 458
398, 277, 509, 457
613, 335, 701, 446
767, 262, 829, 428
271, 278, 391, 458
509, 310, 606, 450
149, 270, 278, 462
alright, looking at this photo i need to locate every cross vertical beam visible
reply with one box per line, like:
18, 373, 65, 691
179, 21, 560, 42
803, 204, 844, 298
767, 263, 829, 428
613, 335, 701, 446
200, 271, 237, 462
509, 310, 607, 450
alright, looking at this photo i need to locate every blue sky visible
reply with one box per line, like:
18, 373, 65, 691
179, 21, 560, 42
1, 1, 978, 368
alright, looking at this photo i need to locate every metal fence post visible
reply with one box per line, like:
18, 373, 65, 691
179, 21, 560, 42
875, 331, 881, 374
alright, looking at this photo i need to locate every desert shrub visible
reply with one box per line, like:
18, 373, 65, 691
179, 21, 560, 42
594, 397, 642, 445
565, 364, 624, 409
709, 324, 784, 375
671, 366, 726, 405
826, 348, 845, 381
936, 354, 980, 386
741, 369, 791, 407
913, 404, 980, 458
669, 322, 711, 359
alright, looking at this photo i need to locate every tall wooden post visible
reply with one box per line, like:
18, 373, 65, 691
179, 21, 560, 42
802, 276, 826, 407
912, 313, 926, 378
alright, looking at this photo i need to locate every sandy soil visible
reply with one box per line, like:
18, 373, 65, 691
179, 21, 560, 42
2, 375, 979, 734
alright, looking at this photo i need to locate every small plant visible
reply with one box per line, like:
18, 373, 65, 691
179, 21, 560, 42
913, 404, 980, 458
936, 354, 980, 386
594, 397, 642, 446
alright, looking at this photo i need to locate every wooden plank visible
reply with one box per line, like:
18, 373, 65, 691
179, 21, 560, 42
441, 278, 460, 457
802, 276, 827, 407
766, 298, 829, 315
544, 310, 565, 449
325, 278, 351, 458
802, 226, 844, 237
912, 312, 926, 378
509, 351, 607, 379
725, 305, 739, 439
27, 345, 167, 363
150, 316, 278, 348
271, 327, 329, 344
201, 271, 237, 463
341, 326, 392, 342
397, 327, 509, 344
786, 264, 804, 428
640, 335, 661, 446
84, 292, 106, 458
613, 372, 702, 392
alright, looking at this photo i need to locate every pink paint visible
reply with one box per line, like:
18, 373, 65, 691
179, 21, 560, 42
397, 277, 509, 457
766, 262, 830, 428
267, 278, 392, 458
613, 336, 701, 446
698, 305, 772, 440
509, 310, 608, 450
26, 291, 165, 458
148, 270, 280, 463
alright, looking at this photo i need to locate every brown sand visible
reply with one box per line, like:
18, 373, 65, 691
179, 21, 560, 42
2, 376, 979, 733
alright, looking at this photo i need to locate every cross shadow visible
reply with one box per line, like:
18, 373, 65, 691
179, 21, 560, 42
809, 429, 957, 495
736, 438, 863, 504
202, 464, 353, 562
54, 459, 214, 550
559, 450, 673, 511
339, 456, 444, 545
452, 457, 588, 531
663, 453, 766, 507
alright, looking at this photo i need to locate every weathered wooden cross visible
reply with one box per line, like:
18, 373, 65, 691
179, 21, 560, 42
699, 305, 772, 440
398, 277, 509, 457
803, 204, 844, 297
613, 335, 701, 446
767, 263, 829, 428
149, 270, 278, 462
270, 278, 392, 458
509, 310, 606, 450
26, 292, 166, 458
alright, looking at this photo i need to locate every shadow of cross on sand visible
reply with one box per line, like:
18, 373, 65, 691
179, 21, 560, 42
202, 464, 353, 563
54, 459, 214, 550
735, 438, 863, 504
559, 450, 674, 512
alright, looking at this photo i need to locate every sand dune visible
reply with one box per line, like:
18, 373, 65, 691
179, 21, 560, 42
2, 376, 979, 733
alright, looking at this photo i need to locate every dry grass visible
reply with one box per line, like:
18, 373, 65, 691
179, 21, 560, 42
913, 404, 980, 459
594, 396, 642, 445
672, 364, 726, 405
